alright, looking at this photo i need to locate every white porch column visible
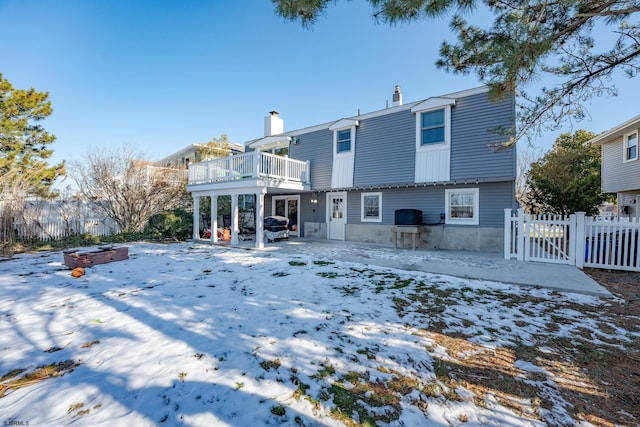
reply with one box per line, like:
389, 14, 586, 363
192, 196, 200, 240
255, 192, 264, 249
231, 193, 239, 245
211, 195, 218, 243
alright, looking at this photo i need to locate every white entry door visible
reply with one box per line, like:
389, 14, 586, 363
328, 193, 346, 240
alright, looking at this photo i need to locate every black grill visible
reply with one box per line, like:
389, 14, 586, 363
394, 209, 423, 225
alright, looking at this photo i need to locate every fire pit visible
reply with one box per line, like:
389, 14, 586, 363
63, 246, 129, 269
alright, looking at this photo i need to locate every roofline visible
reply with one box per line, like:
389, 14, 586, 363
243, 86, 491, 143
587, 114, 640, 146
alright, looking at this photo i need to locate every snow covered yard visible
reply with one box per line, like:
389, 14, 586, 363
0, 242, 637, 426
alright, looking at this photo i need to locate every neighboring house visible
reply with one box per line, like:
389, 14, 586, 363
158, 142, 245, 170
587, 114, 640, 220
186, 86, 517, 251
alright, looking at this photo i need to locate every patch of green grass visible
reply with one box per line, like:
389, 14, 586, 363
328, 374, 402, 426
290, 375, 310, 399
272, 272, 290, 277
317, 271, 339, 278
271, 405, 286, 416
313, 260, 335, 266
260, 359, 282, 371
288, 261, 306, 266
0, 368, 26, 382
392, 278, 413, 289
311, 361, 335, 379
356, 347, 377, 360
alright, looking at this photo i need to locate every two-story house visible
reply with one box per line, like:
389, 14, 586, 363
587, 114, 640, 219
186, 86, 517, 251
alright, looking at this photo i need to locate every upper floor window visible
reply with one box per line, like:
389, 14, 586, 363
337, 129, 351, 153
421, 109, 445, 145
625, 131, 638, 162
329, 118, 359, 156
411, 98, 455, 152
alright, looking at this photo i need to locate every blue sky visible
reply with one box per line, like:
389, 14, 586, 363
1, 0, 637, 173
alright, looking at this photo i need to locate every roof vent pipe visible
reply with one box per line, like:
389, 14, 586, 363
392, 85, 403, 107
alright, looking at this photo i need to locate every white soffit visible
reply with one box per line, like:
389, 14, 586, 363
329, 118, 359, 131
248, 135, 291, 150
411, 97, 456, 113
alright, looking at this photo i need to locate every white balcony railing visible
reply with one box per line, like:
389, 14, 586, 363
188, 151, 310, 185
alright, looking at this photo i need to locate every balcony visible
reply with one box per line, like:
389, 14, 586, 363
187, 151, 310, 189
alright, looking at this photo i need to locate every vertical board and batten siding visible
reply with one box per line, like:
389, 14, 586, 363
289, 128, 333, 190
345, 181, 514, 228
601, 138, 640, 193
353, 109, 416, 186
450, 93, 516, 181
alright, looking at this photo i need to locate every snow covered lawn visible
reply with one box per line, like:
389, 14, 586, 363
0, 242, 636, 426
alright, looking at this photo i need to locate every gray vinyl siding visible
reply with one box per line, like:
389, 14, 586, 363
299, 192, 326, 229
345, 181, 515, 228
450, 93, 516, 180
353, 110, 415, 186
287, 90, 515, 190
602, 138, 640, 193
289, 128, 333, 190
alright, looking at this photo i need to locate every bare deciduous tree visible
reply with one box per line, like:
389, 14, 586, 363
72, 146, 187, 234
515, 143, 543, 209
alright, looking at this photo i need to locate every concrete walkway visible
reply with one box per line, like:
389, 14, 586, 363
264, 239, 613, 298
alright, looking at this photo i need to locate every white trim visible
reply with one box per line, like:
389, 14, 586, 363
248, 135, 291, 151
334, 127, 355, 155
623, 130, 638, 162
587, 115, 640, 146
271, 195, 300, 236
411, 97, 456, 114
327, 192, 347, 240
415, 106, 452, 151
361, 192, 382, 222
445, 188, 479, 225
329, 118, 359, 131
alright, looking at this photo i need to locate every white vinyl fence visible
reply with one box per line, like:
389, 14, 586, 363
505, 208, 640, 272
14, 218, 120, 242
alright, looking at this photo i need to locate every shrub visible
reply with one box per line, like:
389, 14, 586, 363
145, 209, 192, 240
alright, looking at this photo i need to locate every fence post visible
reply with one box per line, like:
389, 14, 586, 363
504, 208, 512, 259
574, 212, 585, 269
517, 208, 525, 261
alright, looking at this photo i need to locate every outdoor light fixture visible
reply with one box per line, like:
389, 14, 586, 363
310, 192, 318, 204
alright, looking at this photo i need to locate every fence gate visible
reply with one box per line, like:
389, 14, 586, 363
505, 208, 640, 272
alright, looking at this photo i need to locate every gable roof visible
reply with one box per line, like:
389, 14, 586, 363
587, 114, 640, 146
243, 86, 490, 145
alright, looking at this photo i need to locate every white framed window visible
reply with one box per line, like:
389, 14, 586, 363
624, 130, 638, 162
361, 192, 382, 222
445, 188, 479, 225
336, 129, 351, 153
420, 109, 445, 145
329, 118, 359, 156
411, 98, 454, 152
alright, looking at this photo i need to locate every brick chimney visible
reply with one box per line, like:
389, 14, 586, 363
392, 85, 403, 107
264, 111, 284, 136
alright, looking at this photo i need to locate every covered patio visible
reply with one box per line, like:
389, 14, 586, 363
186, 150, 310, 248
